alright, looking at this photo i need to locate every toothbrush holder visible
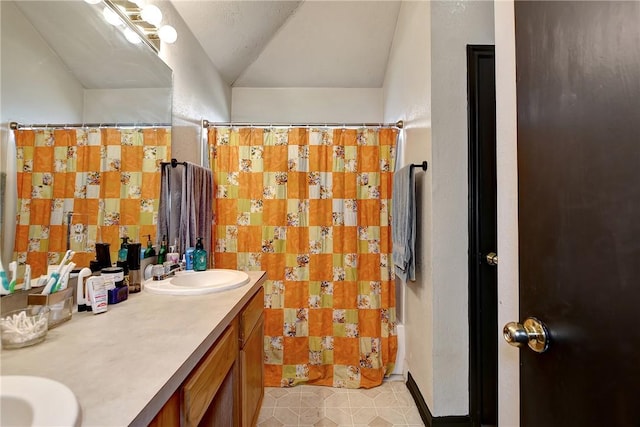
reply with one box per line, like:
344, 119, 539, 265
27, 286, 74, 329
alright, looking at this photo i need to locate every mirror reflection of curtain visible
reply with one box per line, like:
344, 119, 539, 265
14, 127, 170, 278
209, 126, 398, 388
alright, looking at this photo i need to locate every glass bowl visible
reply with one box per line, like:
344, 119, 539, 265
0, 307, 50, 349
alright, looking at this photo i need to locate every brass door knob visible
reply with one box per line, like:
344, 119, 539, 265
503, 317, 550, 353
486, 252, 498, 266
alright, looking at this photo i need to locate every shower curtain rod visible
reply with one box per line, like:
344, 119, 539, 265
10, 121, 171, 130
201, 119, 404, 129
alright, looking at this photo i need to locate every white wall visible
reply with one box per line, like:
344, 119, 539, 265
154, 0, 232, 165
382, 0, 434, 410
231, 88, 383, 123
430, 0, 494, 416
0, 1, 84, 124
84, 88, 172, 124
383, 0, 495, 417
495, 1, 520, 426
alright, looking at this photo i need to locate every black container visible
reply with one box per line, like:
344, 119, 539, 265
95, 243, 112, 269
127, 243, 142, 293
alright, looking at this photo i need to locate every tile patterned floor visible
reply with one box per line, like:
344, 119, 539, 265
257, 377, 425, 427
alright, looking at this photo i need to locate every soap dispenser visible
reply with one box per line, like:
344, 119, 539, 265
158, 235, 168, 264
117, 237, 129, 263
116, 237, 130, 288
193, 237, 208, 271
144, 234, 156, 258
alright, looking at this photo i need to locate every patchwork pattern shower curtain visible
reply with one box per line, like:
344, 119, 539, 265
209, 126, 398, 388
14, 127, 170, 278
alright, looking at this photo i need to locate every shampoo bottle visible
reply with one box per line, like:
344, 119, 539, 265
193, 237, 207, 271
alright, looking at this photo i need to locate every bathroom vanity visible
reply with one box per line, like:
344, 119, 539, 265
1, 271, 266, 426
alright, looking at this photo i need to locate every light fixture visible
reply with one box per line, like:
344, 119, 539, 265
157, 25, 178, 44
140, 5, 162, 26
91, 0, 178, 51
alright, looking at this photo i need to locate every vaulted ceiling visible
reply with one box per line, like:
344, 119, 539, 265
170, 1, 402, 88
11, 1, 402, 90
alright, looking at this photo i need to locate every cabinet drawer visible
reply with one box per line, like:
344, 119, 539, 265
240, 288, 264, 346
182, 320, 238, 427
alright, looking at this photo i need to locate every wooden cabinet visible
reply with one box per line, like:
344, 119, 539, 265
239, 289, 265, 427
149, 286, 264, 427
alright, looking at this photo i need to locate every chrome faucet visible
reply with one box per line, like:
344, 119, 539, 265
152, 262, 185, 281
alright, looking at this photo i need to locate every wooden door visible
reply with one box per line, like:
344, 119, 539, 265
514, 1, 640, 426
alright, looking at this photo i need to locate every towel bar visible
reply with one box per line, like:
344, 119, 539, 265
411, 161, 428, 171
160, 158, 187, 168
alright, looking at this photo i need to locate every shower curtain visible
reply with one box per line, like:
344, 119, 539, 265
14, 127, 170, 278
209, 126, 398, 388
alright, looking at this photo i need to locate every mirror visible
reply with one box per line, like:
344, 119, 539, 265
0, 0, 173, 269
1, 0, 172, 123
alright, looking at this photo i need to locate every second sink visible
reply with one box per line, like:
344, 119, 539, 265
0, 375, 81, 427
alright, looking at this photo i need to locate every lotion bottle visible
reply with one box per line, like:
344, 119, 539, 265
193, 237, 207, 271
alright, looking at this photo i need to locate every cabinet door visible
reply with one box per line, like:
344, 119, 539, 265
241, 315, 264, 427
183, 321, 238, 427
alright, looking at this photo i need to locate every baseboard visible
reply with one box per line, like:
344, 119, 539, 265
406, 372, 472, 427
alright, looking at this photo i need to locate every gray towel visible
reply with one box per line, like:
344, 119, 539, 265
158, 164, 186, 250
181, 162, 213, 265
158, 162, 212, 265
392, 165, 416, 282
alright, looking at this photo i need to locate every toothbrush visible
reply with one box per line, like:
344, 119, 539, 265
8, 261, 17, 293
42, 276, 57, 295
23, 265, 32, 290
57, 262, 76, 291
0, 284, 9, 295
48, 250, 75, 293
0, 256, 9, 295
53, 261, 75, 293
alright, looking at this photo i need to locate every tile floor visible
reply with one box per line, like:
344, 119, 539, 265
257, 377, 425, 426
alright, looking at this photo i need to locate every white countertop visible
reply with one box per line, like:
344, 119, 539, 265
1, 271, 266, 426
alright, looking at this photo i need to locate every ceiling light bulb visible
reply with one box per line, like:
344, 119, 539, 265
158, 25, 177, 44
140, 5, 162, 26
102, 6, 123, 26
84, 0, 102, 4
123, 28, 142, 45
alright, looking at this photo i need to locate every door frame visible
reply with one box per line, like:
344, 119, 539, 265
467, 44, 497, 427
494, 1, 521, 425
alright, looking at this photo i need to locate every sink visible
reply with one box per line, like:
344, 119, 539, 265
144, 269, 251, 295
0, 376, 81, 427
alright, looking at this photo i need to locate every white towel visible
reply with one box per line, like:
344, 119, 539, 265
391, 165, 416, 282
